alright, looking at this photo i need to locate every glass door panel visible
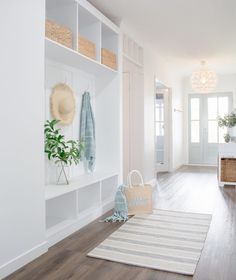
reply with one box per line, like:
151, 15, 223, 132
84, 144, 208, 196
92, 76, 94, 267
208, 120, 218, 143
218, 97, 229, 117
190, 98, 200, 143
155, 88, 169, 172
155, 94, 164, 164
191, 121, 200, 143
189, 93, 233, 165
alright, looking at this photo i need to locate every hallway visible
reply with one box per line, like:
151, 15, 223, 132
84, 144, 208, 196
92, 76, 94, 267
156, 166, 236, 279
6, 166, 236, 280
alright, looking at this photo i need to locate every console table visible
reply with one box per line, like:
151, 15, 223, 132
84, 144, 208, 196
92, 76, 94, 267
218, 143, 236, 187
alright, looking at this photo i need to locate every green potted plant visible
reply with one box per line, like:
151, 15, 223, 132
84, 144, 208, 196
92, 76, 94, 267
224, 133, 231, 143
218, 109, 236, 143
44, 119, 84, 185
218, 109, 236, 128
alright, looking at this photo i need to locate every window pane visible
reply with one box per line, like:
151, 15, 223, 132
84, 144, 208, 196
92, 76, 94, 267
155, 93, 164, 123
191, 98, 199, 120
218, 97, 228, 117
161, 108, 164, 121
208, 120, 218, 143
191, 121, 199, 143
219, 126, 227, 143
161, 123, 164, 136
156, 150, 164, 164
156, 94, 164, 106
155, 107, 164, 122
155, 107, 159, 121
156, 135, 164, 149
208, 97, 217, 119
156, 122, 164, 136
156, 122, 160, 136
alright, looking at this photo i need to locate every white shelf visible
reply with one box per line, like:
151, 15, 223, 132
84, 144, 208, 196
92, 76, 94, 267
76, 0, 119, 34
45, 171, 118, 200
78, 204, 99, 217
46, 216, 76, 237
46, 198, 114, 246
45, 38, 117, 75
45, 0, 121, 248
78, 4, 101, 62
78, 197, 114, 218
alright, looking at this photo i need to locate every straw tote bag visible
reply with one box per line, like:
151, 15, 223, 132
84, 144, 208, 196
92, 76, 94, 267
124, 170, 153, 215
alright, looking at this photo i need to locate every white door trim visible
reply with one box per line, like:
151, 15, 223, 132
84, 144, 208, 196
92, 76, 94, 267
188, 92, 233, 165
154, 83, 171, 172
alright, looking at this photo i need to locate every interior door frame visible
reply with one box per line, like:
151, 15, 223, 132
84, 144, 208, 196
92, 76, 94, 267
188, 92, 233, 165
154, 79, 171, 172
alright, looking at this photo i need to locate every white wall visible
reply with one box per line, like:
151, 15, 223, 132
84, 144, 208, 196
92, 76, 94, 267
143, 47, 170, 179
0, 1, 46, 278
144, 52, 185, 173
121, 22, 185, 179
183, 73, 236, 163
168, 74, 185, 170
45, 59, 95, 183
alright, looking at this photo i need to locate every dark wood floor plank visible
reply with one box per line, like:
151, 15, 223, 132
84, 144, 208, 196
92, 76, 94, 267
5, 166, 236, 280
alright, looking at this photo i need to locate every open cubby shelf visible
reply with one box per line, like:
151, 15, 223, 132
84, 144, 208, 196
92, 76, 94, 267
45, 0, 121, 247
46, 217, 76, 237
45, 171, 118, 200
45, 38, 117, 76
46, 0, 119, 71
45, 173, 118, 246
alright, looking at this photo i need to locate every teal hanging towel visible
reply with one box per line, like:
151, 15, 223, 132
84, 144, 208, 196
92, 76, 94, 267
80, 91, 96, 172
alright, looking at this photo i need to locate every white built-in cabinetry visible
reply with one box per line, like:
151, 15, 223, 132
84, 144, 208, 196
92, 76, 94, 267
46, 172, 118, 246
0, 0, 121, 278
122, 35, 144, 180
45, 0, 121, 246
123, 33, 143, 67
46, 0, 119, 73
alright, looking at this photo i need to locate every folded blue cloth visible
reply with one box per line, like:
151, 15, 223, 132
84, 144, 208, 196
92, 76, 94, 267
105, 185, 128, 222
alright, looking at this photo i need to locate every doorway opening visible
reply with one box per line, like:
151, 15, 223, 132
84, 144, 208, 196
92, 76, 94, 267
188, 92, 233, 165
155, 80, 170, 172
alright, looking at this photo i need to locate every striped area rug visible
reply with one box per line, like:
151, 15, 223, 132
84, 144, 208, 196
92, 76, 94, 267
88, 209, 212, 275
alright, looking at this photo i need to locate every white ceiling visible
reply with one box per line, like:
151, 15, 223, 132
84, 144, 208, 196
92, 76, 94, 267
88, 0, 236, 75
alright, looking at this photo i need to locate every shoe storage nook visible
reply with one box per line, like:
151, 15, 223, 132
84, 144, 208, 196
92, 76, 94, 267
45, 0, 121, 246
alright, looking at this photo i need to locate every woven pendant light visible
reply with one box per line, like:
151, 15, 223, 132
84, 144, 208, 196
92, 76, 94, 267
190, 61, 217, 93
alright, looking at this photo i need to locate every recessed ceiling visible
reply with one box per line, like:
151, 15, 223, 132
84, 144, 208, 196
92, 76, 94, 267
88, 0, 236, 74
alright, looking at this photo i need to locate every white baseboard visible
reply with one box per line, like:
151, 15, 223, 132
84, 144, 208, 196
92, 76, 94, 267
47, 199, 114, 247
186, 163, 217, 167
0, 242, 48, 279
169, 164, 184, 172
1, 200, 114, 278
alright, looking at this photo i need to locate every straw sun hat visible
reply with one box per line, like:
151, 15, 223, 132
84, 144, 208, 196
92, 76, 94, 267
51, 83, 76, 125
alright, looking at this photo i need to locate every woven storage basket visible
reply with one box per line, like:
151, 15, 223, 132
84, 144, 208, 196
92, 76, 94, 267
101, 48, 117, 70
221, 158, 236, 182
45, 19, 72, 49
78, 35, 96, 60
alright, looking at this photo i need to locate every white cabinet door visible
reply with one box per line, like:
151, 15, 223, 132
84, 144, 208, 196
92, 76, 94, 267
123, 59, 144, 180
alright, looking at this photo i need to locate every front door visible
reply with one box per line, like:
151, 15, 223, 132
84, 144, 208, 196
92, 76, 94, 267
189, 93, 233, 165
